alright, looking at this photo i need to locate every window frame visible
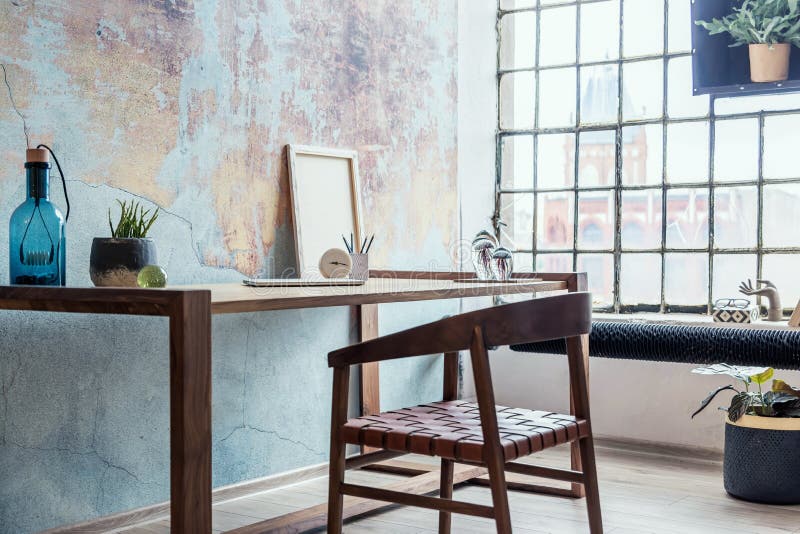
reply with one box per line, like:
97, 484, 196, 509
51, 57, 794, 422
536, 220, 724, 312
495, 0, 800, 315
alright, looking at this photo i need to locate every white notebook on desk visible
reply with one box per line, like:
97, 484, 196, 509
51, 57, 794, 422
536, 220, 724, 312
242, 278, 366, 287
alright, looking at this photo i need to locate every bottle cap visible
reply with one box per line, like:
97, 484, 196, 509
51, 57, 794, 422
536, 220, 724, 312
26, 148, 49, 164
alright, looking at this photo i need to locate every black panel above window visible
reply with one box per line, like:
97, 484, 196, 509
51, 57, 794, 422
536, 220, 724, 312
692, 0, 800, 97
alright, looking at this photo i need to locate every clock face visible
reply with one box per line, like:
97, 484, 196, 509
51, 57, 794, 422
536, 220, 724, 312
318, 248, 352, 279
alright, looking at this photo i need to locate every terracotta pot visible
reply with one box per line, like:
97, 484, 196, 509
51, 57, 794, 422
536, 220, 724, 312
749, 43, 791, 83
90, 237, 157, 287
724, 415, 800, 504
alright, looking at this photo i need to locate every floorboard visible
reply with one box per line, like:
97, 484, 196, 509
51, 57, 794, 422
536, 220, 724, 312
115, 444, 800, 533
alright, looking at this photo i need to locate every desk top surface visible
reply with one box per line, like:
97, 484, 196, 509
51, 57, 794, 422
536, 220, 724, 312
192, 277, 566, 314
0, 274, 568, 315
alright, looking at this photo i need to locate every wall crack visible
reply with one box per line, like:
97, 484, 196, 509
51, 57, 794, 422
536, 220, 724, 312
6, 438, 145, 484
217, 424, 325, 458
67, 178, 242, 272
1, 63, 30, 148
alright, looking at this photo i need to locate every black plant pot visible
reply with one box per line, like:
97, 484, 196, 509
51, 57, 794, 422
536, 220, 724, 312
724, 416, 800, 504
90, 237, 157, 287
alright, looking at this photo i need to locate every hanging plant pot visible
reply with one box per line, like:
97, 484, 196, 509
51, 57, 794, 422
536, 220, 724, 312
90, 237, 157, 287
749, 43, 791, 83
724, 415, 800, 504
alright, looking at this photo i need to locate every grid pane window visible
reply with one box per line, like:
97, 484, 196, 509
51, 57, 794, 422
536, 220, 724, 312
497, 0, 800, 313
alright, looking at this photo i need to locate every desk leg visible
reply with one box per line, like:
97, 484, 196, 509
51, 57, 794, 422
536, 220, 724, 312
358, 304, 380, 416
169, 292, 212, 533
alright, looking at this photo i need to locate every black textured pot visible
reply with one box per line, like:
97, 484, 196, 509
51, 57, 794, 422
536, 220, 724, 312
90, 237, 157, 287
724, 415, 800, 504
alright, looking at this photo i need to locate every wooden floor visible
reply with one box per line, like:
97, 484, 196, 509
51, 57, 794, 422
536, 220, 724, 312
116, 443, 800, 534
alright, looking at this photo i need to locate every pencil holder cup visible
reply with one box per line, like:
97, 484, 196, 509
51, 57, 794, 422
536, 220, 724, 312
349, 253, 369, 281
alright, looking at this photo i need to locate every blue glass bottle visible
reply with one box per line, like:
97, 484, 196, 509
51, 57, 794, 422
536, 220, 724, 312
9, 148, 66, 285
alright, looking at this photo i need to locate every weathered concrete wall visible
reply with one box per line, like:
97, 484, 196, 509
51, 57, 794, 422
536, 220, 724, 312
0, 1, 459, 532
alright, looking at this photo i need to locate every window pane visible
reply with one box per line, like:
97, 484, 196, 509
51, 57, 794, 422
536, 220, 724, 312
536, 253, 573, 272
577, 253, 614, 307
713, 254, 757, 304
538, 68, 576, 128
622, 60, 663, 121
763, 184, 800, 248
537, 192, 575, 249
623, 0, 664, 57
539, 6, 576, 66
537, 133, 575, 189
762, 255, 800, 310
666, 188, 709, 249
578, 191, 614, 250
621, 253, 661, 305
500, 71, 536, 130
764, 115, 800, 179
578, 130, 616, 187
621, 189, 662, 250
665, 253, 709, 305
514, 253, 534, 272
668, 56, 709, 118
714, 186, 758, 249
500, 12, 536, 70
666, 122, 709, 183
500, 135, 534, 190
501, 0, 536, 8
580, 65, 618, 125
499, 193, 534, 251
714, 119, 759, 182
667, 0, 692, 53
622, 124, 662, 186
580, 0, 620, 63
715, 92, 800, 115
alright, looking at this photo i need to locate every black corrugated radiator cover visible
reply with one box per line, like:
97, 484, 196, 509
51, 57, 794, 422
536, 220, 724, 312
510, 321, 800, 370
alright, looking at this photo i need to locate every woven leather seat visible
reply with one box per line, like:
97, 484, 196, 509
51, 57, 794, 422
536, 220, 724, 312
342, 400, 588, 463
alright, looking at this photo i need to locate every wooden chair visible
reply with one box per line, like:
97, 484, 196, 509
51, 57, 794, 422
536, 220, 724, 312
326, 291, 602, 533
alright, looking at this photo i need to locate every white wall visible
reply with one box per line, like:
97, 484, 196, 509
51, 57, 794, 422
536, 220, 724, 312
458, 0, 497, 247
457, 0, 498, 400
490, 349, 800, 452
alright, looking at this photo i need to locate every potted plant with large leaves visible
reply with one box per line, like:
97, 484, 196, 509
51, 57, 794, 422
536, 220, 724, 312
692, 363, 800, 504
696, 0, 800, 83
90, 200, 159, 287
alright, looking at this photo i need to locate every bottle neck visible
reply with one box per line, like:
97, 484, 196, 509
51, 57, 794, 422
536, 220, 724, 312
25, 163, 50, 200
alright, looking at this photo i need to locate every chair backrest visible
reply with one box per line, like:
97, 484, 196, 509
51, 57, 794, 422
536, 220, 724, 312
328, 292, 592, 367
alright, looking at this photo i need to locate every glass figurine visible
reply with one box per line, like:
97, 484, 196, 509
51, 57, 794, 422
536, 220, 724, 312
471, 231, 497, 280
491, 247, 514, 281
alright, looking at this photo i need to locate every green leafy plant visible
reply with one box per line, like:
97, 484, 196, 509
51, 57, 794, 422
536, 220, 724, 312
696, 0, 800, 48
108, 200, 159, 239
691, 364, 800, 422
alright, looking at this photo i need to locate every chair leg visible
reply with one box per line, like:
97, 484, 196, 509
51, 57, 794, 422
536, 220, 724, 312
328, 366, 350, 534
486, 456, 512, 534
579, 435, 603, 534
438, 458, 454, 534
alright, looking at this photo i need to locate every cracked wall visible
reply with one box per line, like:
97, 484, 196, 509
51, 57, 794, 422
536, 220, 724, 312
0, 1, 459, 532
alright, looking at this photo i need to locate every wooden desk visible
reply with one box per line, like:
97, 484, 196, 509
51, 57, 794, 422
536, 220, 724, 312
0, 271, 582, 533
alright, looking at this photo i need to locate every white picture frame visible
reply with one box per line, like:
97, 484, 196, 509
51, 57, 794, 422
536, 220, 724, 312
286, 145, 364, 277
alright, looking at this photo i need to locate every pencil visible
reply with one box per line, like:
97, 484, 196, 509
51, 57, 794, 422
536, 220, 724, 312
360, 237, 368, 253
364, 234, 375, 254
342, 235, 351, 253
